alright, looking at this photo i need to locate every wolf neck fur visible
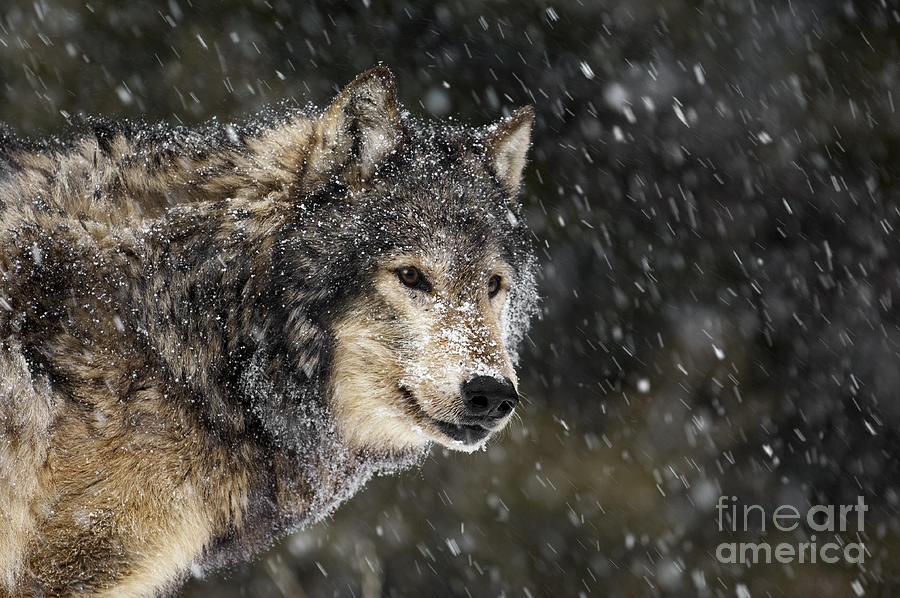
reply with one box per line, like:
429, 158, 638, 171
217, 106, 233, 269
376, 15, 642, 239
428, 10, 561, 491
132, 194, 425, 521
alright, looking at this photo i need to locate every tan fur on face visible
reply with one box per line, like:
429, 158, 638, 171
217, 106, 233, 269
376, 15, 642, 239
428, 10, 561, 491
329, 253, 517, 454
330, 308, 430, 453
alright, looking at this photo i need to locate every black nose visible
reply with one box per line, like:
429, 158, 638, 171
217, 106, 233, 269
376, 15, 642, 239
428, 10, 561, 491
461, 376, 519, 423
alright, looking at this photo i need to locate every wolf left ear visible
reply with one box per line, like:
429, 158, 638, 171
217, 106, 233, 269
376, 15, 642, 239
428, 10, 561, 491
484, 106, 534, 196
309, 66, 402, 186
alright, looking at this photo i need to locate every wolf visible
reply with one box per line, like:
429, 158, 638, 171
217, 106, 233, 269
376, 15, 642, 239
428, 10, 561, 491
0, 66, 536, 597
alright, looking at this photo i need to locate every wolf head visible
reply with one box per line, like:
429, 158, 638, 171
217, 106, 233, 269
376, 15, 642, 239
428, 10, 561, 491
272, 67, 537, 454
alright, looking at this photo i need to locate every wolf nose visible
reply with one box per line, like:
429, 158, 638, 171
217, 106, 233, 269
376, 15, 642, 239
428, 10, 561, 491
461, 376, 519, 423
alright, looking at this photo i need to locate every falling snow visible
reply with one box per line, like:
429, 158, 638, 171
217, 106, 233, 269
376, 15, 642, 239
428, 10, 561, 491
1, 0, 898, 596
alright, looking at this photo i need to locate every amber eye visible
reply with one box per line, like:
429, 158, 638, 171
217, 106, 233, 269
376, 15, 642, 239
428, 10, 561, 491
488, 274, 502, 298
398, 266, 420, 286
397, 266, 430, 292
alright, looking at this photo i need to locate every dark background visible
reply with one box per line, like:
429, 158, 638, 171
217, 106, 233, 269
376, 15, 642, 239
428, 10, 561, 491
2, 1, 899, 596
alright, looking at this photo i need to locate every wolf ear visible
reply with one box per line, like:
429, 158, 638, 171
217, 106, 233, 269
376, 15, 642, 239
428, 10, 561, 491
484, 106, 534, 196
310, 66, 402, 185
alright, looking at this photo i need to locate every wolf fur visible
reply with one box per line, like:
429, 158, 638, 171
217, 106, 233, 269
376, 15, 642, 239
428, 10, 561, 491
0, 67, 536, 597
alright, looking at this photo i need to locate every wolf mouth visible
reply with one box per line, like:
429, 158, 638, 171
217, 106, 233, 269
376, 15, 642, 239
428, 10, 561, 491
432, 420, 492, 445
399, 386, 493, 445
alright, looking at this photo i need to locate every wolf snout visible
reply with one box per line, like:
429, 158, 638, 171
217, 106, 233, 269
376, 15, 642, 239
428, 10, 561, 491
461, 375, 519, 423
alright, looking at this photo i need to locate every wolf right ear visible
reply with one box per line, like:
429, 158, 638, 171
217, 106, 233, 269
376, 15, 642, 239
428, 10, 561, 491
483, 106, 534, 196
307, 66, 403, 187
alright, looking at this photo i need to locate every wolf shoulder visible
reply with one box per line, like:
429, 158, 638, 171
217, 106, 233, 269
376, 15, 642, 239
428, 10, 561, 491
0, 111, 305, 229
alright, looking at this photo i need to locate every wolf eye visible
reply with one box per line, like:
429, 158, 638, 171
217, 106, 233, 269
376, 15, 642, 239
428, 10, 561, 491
397, 266, 431, 292
488, 274, 502, 298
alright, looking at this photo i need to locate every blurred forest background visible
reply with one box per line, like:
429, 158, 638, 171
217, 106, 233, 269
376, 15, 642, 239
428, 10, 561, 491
2, 0, 899, 596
